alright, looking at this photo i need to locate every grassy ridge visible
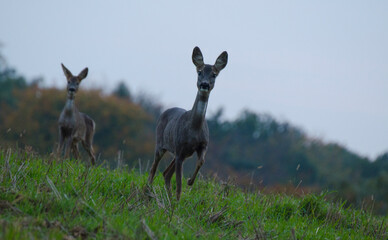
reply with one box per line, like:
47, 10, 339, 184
0, 149, 386, 239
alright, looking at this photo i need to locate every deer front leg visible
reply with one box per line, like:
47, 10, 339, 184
163, 158, 175, 193
147, 148, 166, 185
64, 138, 72, 159
175, 157, 183, 201
187, 147, 207, 186
57, 129, 65, 158
71, 142, 80, 160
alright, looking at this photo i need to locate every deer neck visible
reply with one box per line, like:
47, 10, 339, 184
63, 97, 76, 116
190, 90, 209, 129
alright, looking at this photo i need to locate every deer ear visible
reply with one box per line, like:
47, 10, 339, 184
192, 46, 204, 69
213, 51, 228, 73
77, 67, 88, 81
61, 63, 73, 79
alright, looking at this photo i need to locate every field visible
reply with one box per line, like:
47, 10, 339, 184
0, 149, 386, 239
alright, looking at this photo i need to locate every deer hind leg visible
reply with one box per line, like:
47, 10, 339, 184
82, 113, 96, 165
82, 124, 96, 165
163, 158, 175, 192
82, 140, 95, 165
188, 147, 207, 186
147, 148, 166, 185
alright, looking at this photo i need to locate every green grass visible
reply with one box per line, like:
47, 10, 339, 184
0, 149, 386, 239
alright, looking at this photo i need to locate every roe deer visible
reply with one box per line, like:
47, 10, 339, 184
148, 46, 228, 200
57, 63, 96, 165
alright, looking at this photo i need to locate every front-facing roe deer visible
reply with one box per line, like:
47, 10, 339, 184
57, 63, 96, 165
148, 46, 228, 200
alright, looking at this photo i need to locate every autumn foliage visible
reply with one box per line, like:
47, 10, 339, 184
1, 86, 155, 165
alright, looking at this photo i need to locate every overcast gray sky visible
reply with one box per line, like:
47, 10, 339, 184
1, 1, 387, 159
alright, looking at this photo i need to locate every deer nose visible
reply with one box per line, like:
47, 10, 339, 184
68, 87, 76, 92
200, 82, 210, 90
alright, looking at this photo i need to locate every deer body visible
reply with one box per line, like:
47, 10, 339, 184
57, 64, 96, 165
158, 106, 209, 156
148, 47, 228, 200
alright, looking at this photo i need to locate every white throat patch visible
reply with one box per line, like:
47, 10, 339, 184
64, 99, 74, 112
196, 100, 208, 117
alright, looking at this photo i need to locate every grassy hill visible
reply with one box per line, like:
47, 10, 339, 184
1, 63, 388, 215
0, 149, 386, 239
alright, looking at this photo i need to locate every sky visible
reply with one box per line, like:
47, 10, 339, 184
1, 1, 387, 159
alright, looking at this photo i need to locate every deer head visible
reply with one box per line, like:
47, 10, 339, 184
61, 63, 88, 99
192, 46, 228, 96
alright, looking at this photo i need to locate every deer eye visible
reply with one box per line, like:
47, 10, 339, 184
198, 71, 202, 76
212, 73, 217, 78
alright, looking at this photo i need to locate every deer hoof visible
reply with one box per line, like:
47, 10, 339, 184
187, 178, 194, 186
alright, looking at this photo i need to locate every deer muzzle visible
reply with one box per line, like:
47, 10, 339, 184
199, 82, 210, 92
68, 87, 76, 93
